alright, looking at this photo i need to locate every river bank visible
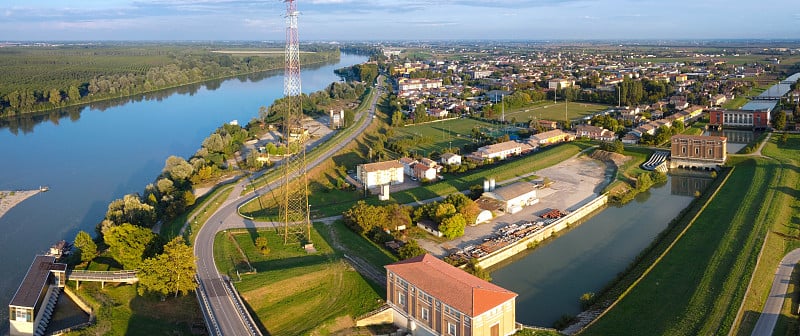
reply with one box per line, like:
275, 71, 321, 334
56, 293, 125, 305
0, 189, 41, 220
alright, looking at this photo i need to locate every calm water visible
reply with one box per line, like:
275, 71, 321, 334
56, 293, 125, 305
0, 53, 367, 331
492, 175, 702, 327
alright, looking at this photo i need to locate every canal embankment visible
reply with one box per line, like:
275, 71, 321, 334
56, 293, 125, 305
474, 194, 609, 269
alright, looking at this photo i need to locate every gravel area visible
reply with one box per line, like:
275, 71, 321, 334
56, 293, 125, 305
418, 154, 613, 257
0, 189, 41, 220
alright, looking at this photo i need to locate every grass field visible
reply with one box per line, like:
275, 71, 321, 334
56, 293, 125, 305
392, 118, 497, 155
68, 266, 200, 336
498, 101, 610, 123
731, 133, 800, 335
213, 224, 384, 335
583, 155, 781, 335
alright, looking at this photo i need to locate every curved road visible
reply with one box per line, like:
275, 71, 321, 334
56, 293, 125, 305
193, 78, 383, 335
750, 248, 800, 336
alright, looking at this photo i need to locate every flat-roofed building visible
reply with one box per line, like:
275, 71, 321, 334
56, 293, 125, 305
481, 182, 539, 214
670, 134, 727, 170
386, 254, 518, 336
357, 160, 404, 189
708, 108, 771, 129
9, 256, 66, 336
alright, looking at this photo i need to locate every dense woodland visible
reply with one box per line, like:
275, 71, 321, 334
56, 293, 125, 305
0, 44, 340, 117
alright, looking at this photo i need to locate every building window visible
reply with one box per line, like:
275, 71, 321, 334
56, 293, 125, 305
695, 148, 700, 155
448, 322, 457, 336
422, 307, 430, 321
682, 147, 686, 155
709, 148, 713, 156
398, 292, 406, 307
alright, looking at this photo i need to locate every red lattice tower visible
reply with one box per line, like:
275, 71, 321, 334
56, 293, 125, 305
281, 0, 311, 244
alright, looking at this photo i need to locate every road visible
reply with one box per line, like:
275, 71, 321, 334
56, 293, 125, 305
193, 77, 383, 336
750, 248, 800, 336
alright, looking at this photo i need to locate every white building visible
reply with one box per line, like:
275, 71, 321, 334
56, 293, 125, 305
473, 141, 531, 161
357, 160, 404, 189
440, 153, 462, 166
548, 78, 574, 90
482, 182, 539, 213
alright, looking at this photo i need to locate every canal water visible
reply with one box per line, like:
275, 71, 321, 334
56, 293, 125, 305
492, 174, 706, 327
0, 53, 367, 331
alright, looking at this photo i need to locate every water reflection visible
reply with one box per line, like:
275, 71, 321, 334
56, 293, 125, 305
0, 60, 339, 135
670, 170, 713, 197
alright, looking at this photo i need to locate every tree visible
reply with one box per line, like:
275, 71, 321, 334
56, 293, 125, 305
385, 203, 412, 231
137, 237, 197, 297
104, 223, 157, 269
398, 239, 426, 260
431, 203, 457, 223
74, 231, 97, 264
773, 110, 787, 130
104, 194, 157, 228
439, 213, 466, 239
343, 201, 388, 234
202, 133, 225, 153
163, 156, 194, 182
464, 258, 491, 281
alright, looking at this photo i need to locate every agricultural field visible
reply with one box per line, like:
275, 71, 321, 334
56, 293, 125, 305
213, 225, 384, 335
498, 101, 610, 123
583, 155, 781, 335
392, 118, 497, 155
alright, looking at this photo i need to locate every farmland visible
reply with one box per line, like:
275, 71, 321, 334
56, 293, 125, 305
583, 154, 784, 335
213, 224, 386, 335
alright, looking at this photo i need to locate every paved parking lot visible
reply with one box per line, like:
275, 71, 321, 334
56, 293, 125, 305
418, 154, 613, 256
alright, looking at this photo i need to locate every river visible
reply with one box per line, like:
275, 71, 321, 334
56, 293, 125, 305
491, 174, 706, 327
0, 53, 368, 330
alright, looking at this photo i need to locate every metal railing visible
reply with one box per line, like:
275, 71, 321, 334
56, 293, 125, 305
195, 276, 222, 336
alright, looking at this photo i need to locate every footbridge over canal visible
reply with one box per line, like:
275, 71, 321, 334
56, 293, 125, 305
65, 269, 138, 289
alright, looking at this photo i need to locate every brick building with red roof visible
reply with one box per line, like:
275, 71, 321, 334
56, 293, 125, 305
385, 254, 517, 336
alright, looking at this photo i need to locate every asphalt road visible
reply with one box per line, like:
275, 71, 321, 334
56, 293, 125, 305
750, 248, 800, 336
193, 78, 383, 336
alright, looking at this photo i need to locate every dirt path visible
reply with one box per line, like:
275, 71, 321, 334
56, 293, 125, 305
323, 223, 387, 286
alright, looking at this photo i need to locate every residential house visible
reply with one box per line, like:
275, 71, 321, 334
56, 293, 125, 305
386, 254, 518, 336
357, 160, 404, 189
529, 129, 573, 145
548, 78, 574, 90
412, 162, 438, 181
400, 157, 418, 177
473, 141, 530, 161
534, 120, 559, 130
575, 125, 616, 141
440, 153, 462, 166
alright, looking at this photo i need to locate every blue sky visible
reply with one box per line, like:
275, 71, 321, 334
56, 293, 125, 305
1, 0, 799, 41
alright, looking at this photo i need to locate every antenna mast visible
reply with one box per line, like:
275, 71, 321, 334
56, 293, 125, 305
281, 0, 311, 245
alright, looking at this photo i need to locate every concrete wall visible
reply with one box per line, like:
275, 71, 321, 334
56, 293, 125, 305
475, 194, 609, 269
356, 306, 394, 327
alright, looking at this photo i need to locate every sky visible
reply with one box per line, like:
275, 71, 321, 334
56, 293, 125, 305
1, 0, 799, 41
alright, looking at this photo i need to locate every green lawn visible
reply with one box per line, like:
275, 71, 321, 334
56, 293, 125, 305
732, 133, 800, 335
213, 225, 384, 335
67, 268, 200, 336
583, 156, 781, 335
393, 118, 497, 155
498, 101, 610, 123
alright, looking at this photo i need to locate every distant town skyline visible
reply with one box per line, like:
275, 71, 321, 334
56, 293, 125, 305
2, 0, 799, 41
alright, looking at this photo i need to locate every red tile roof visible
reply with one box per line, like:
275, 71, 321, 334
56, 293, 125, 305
385, 254, 517, 317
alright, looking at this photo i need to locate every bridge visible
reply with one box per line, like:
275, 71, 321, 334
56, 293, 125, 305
65, 269, 139, 289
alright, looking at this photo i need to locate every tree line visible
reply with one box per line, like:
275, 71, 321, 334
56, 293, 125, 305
0, 47, 340, 117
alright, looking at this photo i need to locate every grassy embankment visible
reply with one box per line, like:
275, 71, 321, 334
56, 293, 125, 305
601, 146, 652, 196
731, 133, 800, 335
66, 260, 200, 336
582, 151, 786, 334
213, 222, 392, 335
240, 140, 593, 220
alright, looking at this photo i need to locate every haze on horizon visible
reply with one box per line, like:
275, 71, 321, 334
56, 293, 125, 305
1, 0, 799, 42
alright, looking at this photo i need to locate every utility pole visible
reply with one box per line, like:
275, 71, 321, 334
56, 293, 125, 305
280, 0, 311, 245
